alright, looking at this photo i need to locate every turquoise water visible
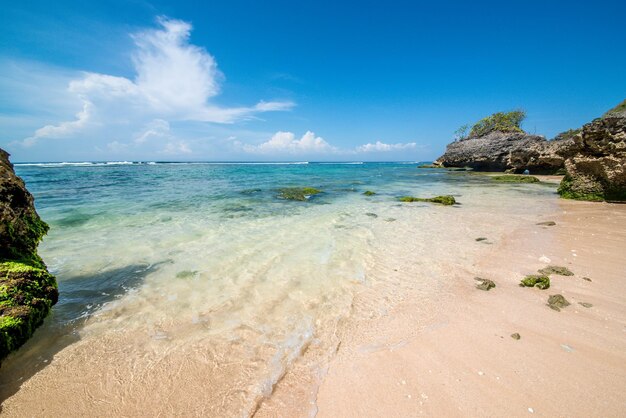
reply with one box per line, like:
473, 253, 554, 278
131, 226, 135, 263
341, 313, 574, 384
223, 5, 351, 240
5, 162, 559, 415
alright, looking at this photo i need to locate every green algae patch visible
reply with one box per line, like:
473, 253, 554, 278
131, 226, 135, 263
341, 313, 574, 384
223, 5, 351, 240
538, 265, 574, 276
519, 274, 550, 290
492, 175, 540, 183
398, 195, 456, 205
417, 164, 442, 169
547, 294, 570, 312
363, 190, 376, 196
277, 187, 322, 201
0, 260, 58, 361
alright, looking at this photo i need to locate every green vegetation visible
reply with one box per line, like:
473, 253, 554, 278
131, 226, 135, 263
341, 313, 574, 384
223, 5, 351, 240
454, 124, 470, 141
468, 110, 526, 138
538, 265, 574, 276
417, 164, 442, 168
277, 187, 322, 201
519, 274, 550, 290
603, 98, 626, 118
0, 260, 58, 360
363, 190, 376, 196
398, 195, 456, 205
492, 175, 540, 183
554, 128, 581, 141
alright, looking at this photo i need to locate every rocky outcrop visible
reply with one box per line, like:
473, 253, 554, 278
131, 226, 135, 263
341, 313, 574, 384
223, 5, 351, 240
0, 148, 57, 363
434, 131, 573, 174
557, 101, 626, 202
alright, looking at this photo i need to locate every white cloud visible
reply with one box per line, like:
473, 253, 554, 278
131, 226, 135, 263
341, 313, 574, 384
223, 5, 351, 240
134, 119, 171, 143
244, 131, 337, 154
355, 141, 417, 152
23, 101, 93, 146
162, 140, 192, 155
20, 17, 293, 147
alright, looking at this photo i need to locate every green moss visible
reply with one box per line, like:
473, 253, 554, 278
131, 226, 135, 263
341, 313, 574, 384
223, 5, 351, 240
519, 274, 550, 290
538, 265, 574, 276
492, 175, 540, 183
557, 175, 605, 202
398, 195, 456, 205
469, 110, 526, 137
277, 187, 322, 201
0, 260, 58, 362
363, 190, 376, 196
417, 164, 442, 169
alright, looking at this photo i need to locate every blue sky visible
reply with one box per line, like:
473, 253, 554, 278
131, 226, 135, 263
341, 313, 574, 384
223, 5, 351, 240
1, 0, 625, 162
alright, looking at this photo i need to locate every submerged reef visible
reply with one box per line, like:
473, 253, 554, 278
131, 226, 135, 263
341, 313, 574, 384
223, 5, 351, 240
277, 187, 321, 201
398, 195, 456, 205
363, 190, 376, 196
0, 148, 57, 363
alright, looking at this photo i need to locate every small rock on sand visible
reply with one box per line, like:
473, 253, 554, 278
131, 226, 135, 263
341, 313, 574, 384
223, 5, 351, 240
474, 277, 496, 291
548, 294, 570, 311
475, 237, 488, 242
365, 212, 378, 218
511, 333, 521, 340
536, 221, 556, 226
582, 277, 592, 282
538, 265, 574, 276
578, 302, 593, 308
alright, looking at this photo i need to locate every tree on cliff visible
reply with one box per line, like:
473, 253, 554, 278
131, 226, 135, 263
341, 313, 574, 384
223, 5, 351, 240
468, 110, 526, 138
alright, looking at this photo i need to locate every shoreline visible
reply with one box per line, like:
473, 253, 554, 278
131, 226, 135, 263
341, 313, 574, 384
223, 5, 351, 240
309, 198, 626, 417
1, 178, 624, 416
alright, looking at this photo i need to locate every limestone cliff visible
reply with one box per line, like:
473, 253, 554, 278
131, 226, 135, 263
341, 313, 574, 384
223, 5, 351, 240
0, 148, 58, 363
558, 100, 626, 202
434, 132, 572, 174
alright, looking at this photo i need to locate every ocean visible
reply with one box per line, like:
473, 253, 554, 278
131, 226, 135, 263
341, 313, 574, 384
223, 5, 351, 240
2, 162, 558, 416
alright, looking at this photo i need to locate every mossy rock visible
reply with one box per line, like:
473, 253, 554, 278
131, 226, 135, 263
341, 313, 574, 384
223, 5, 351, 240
547, 294, 570, 311
277, 187, 321, 201
363, 190, 376, 196
475, 277, 496, 291
398, 195, 456, 205
492, 175, 540, 183
519, 274, 550, 289
557, 174, 605, 202
538, 265, 574, 276
0, 260, 58, 361
511, 333, 521, 340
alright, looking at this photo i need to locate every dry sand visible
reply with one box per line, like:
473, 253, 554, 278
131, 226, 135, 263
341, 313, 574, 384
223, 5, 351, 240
311, 199, 626, 418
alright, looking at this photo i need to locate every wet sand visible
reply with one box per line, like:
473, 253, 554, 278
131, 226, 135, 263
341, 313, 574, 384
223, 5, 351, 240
311, 199, 626, 417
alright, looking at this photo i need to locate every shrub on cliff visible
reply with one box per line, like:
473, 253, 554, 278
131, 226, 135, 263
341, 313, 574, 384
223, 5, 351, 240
468, 110, 526, 138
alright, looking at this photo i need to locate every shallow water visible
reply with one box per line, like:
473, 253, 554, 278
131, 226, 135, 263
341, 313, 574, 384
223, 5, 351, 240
1, 163, 559, 416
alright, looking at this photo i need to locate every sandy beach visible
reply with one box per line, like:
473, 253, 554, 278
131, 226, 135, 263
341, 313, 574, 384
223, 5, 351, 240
309, 198, 626, 418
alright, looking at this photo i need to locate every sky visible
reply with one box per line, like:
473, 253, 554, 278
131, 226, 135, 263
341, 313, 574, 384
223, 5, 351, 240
1, 0, 625, 162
